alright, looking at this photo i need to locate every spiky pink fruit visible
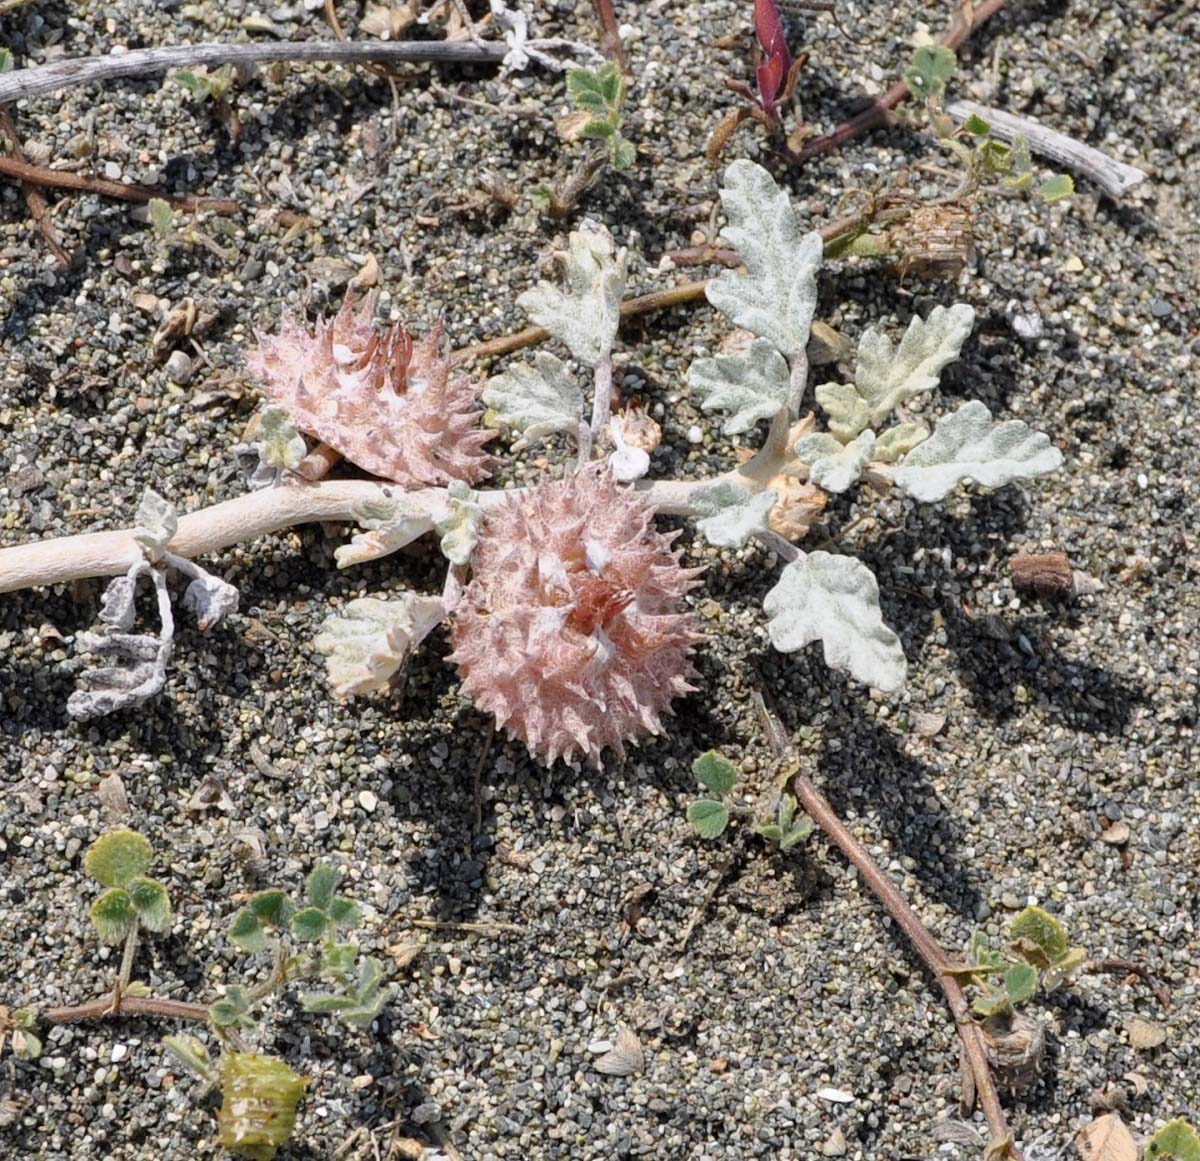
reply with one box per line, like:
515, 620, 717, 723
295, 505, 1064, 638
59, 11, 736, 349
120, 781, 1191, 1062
246, 292, 493, 487
448, 467, 702, 767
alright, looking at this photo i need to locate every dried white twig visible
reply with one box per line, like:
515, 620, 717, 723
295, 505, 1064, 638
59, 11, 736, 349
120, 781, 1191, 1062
946, 99, 1148, 200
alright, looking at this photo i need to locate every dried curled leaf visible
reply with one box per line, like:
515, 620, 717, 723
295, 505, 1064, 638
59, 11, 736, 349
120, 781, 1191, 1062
1074, 1113, 1137, 1161
68, 563, 174, 721
314, 595, 445, 696
793, 430, 876, 494
817, 304, 975, 440
764, 551, 907, 692
705, 160, 823, 356
517, 223, 626, 366
893, 400, 1063, 502
483, 351, 584, 446
687, 337, 795, 435
691, 482, 777, 549
594, 1026, 645, 1076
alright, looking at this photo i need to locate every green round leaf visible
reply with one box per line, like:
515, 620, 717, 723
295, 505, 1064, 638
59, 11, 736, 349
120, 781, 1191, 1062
687, 799, 730, 840
1004, 962, 1039, 1006
249, 889, 294, 928
327, 896, 363, 931
1037, 173, 1074, 204
692, 750, 738, 795
126, 875, 172, 933
290, 906, 329, 943
306, 865, 341, 912
90, 887, 137, 944
1145, 1119, 1200, 1161
84, 830, 153, 888
229, 908, 269, 954
963, 112, 991, 136
1009, 905, 1068, 967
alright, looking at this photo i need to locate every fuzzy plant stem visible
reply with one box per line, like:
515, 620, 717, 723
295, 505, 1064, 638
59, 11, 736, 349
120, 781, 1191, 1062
782, 761, 1022, 1160
586, 355, 615, 460
0, 473, 748, 594
118, 927, 139, 992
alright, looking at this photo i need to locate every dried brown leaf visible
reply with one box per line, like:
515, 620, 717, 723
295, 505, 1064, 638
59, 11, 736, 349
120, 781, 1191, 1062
594, 1026, 644, 1077
1124, 1016, 1167, 1051
1074, 1113, 1137, 1161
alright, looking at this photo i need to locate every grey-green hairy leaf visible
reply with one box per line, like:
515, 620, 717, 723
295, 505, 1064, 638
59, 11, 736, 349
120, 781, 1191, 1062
893, 400, 1062, 502
290, 906, 329, 943
307, 864, 341, 911
126, 875, 172, 933
873, 422, 929, 464
764, 551, 907, 692
483, 352, 584, 446
794, 430, 876, 494
90, 888, 138, 944
314, 594, 445, 696
436, 482, 483, 567
516, 222, 626, 366
687, 338, 794, 435
853, 303, 976, 428
706, 160, 823, 356
692, 482, 777, 548
815, 380, 872, 443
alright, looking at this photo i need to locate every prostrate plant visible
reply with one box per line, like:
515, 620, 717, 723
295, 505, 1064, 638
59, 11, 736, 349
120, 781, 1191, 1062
1, 159, 1064, 766
534, 60, 635, 217
5, 830, 393, 1160
686, 749, 813, 850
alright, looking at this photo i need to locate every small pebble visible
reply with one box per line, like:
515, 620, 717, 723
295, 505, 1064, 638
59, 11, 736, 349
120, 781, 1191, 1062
164, 350, 194, 385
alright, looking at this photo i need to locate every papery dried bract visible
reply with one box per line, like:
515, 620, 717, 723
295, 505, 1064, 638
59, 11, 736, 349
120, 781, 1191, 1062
246, 292, 493, 487
448, 467, 701, 766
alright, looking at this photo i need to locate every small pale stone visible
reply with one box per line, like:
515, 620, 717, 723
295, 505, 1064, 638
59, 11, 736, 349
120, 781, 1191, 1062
164, 350, 194, 385
111, 1044, 128, 1063
358, 790, 378, 813
821, 1128, 848, 1156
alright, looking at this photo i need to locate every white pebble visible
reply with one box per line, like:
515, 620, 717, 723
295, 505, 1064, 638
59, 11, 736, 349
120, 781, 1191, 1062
111, 1043, 127, 1063
164, 350, 194, 385
687, 425, 703, 444
1136, 472, 1149, 489
358, 790, 378, 813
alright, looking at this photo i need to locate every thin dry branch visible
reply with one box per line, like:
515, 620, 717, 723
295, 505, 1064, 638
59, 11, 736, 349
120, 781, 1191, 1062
0, 40, 508, 106
945, 99, 1147, 199
590, 0, 625, 66
0, 108, 72, 266
0, 154, 240, 214
45, 994, 209, 1025
791, 0, 1009, 164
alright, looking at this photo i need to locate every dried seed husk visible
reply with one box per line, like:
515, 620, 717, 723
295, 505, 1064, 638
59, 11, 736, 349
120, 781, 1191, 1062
218, 1052, 308, 1160
981, 1010, 1045, 1094
888, 203, 974, 281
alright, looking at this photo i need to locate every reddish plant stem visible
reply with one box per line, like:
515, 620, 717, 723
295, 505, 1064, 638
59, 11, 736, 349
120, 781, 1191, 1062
0, 154, 240, 214
0, 108, 72, 266
1090, 958, 1171, 1011
590, 0, 625, 66
784, 759, 1021, 1159
46, 994, 209, 1025
790, 0, 1009, 164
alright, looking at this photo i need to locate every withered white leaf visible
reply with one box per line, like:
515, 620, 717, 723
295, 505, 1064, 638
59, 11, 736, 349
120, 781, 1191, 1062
594, 1025, 644, 1077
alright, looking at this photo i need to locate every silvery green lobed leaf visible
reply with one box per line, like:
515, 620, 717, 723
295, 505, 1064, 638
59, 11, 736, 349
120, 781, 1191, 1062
687, 338, 794, 435
793, 430, 876, 494
855, 303, 976, 426
436, 482, 484, 566
133, 489, 178, 561
819, 304, 975, 440
126, 875, 172, 932
257, 405, 307, 471
607, 419, 650, 482
764, 551, 907, 692
314, 594, 446, 696
873, 421, 929, 464
893, 400, 1063, 502
483, 352, 584, 446
335, 493, 432, 569
692, 481, 777, 548
705, 160, 823, 356
517, 222, 626, 366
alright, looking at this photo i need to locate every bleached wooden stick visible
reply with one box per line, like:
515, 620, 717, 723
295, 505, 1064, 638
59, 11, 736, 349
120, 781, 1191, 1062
946, 98, 1148, 200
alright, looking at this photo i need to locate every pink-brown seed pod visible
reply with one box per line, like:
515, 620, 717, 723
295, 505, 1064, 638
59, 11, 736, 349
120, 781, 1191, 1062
246, 292, 493, 487
448, 467, 703, 767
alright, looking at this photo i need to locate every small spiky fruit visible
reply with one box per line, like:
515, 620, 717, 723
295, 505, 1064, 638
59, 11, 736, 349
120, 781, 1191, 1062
246, 292, 493, 486
448, 467, 702, 766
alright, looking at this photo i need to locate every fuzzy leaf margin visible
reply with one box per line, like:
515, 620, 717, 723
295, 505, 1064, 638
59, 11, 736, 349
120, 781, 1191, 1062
893, 400, 1063, 502
706, 160, 823, 357
687, 338, 794, 435
764, 551, 907, 692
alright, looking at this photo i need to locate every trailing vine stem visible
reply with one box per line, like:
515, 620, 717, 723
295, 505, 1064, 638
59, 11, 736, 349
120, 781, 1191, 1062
755, 697, 1022, 1161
